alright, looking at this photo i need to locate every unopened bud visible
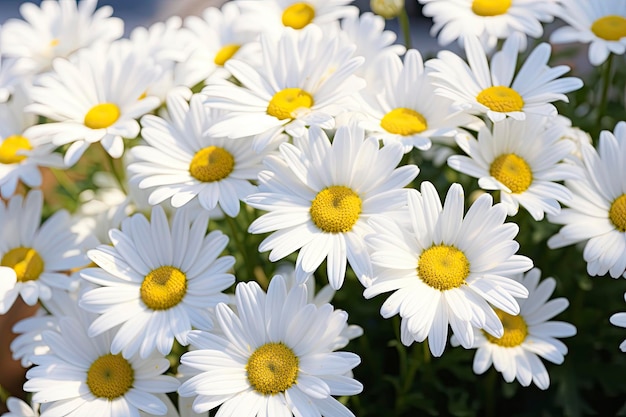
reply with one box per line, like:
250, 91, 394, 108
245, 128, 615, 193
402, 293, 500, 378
370, 0, 405, 19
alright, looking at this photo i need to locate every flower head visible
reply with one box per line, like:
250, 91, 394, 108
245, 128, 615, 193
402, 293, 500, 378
178, 275, 363, 416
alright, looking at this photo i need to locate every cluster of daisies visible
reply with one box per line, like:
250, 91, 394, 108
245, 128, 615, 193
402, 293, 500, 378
0, 0, 625, 416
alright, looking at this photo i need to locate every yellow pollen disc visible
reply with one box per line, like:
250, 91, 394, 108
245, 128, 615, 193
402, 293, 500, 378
84, 103, 121, 130
189, 146, 235, 183
86, 353, 134, 400
0, 135, 33, 164
310, 185, 362, 234
591, 15, 626, 41
247, 342, 299, 395
476, 86, 524, 113
281, 2, 316, 29
380, 107, 428, 136
609, 194, 626, 232
489, 153, 533, 194
417, 245, 470, 291
49, 38, 60, 47
1, 247, 44, 283
214, 44, 241, 66
471, 0, 512, 17
140, 266, 187, 311
267, 88, 314, 120
483, 308, 528, 347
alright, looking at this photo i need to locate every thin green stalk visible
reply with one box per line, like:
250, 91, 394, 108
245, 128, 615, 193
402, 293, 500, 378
596, 53, 614, 135
398, 8, 412, 50
483, 368, 497, 417
50, 167, 81, 198
224, 214, 256, 282
99, 143, 127, 193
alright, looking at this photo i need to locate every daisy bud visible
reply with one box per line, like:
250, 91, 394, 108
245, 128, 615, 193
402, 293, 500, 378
370, 0, 405, 19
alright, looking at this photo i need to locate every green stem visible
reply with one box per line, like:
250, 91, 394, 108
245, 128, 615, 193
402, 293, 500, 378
398, 8, 412, 50
224, 214, 256, 282
483, 368, 497, 417
596, 53, 614, 135
50, 167, 81, 198
99, 143, 127, 193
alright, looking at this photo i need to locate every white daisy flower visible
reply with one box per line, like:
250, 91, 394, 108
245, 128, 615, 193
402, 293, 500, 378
181, 2, 264, 86
0, 86, 64, 198
1, 397, 39, 417
0, 191, 88, 314
80, 205, 236, 359
235, 0, 358, 33
0, 0, 123, 74
550, 0, 626, 66
178, 275, 363, 416
447, 115, 580, 220
548, 121, 626, 279
23, 307, 180, 417
454, 268, 576, 390
128, 91, 269, 217
365, 181, 533, 357
246, 124, 419, 289
337, 11, 406, 88
425, 35, 583, 123
610, 292, 626, 352
418, 0, 560, 51
360, 49, 480, 154
26, 42, 162, 166
202, 24, 365, 151
277, 262, 364, 349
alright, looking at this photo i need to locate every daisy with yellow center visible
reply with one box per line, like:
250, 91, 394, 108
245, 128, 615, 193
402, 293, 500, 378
178, 275, 363, 416
26, 42, 162, 166
418, 0, 560, 51
23, 303, 179, 416
359, 49, 479, 154
129, 91, 269, 217
448, 115, 580, 220
365, 181, 532, 357
0, 0, 123, 74
236, 0, 357, 35
454, 268, 576, 389
79, 205, 235, 359
182, 2, 266, 85
551, 0, 626, 66
0, 87, 64, 198
202, 24, 365, 151
0, 191, 88, 314
548, 122, 626, 279
247, 124, 419, 290
426, 35, 582, 123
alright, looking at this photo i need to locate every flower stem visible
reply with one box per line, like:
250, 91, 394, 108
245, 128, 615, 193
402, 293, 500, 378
596, 53, 614, 134
398, 8, 412, 50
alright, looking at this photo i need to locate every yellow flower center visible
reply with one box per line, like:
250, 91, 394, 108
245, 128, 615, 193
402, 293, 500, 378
267, 88, 314, 120
140, 266, 187, 311
591, 15, 626, 41
380, 108, 428, 136
1, 247, 45, 283
214, 44, 241, 66
476, 86, 524, 113
0, 135, 33, 164
281, 2, 316, 29
247, 342, 299, 395
609, 194, 626, 232
489, 153, 533, 194
417, 245, 470, 291
189, 146, 235, 183
310, 185, 362, 233
471, 0, 512, 17
86, 353, 134, 400
84, 103, 121, 129
483, 308, 528, 347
